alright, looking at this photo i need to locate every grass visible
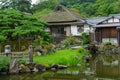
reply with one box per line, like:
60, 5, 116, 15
33, 48, 89, 66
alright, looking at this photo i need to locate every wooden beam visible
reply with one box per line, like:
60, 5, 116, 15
117, 27, 120, 46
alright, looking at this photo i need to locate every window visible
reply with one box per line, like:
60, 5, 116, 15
77, 26, 84, 34
57, 27, 65, 34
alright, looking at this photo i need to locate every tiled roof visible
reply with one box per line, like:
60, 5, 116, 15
86, 17, 109, 25
86, 14, 120, 27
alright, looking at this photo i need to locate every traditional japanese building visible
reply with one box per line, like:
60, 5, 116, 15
86, 14, 120, 45
41, 5, 85, 42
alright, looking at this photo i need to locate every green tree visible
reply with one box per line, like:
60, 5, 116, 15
0, 0, 32, 13
93, 0, 117, 16
59, 0, 96, 7
32, 0, 58, 13
59, 0, 80, 7
113, 0, 120, 14
0, 9, 50, 42
71, 2, 95, 17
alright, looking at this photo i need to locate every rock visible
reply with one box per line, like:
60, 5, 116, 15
51, 64, 59, 70
58, 65, 68, 69
9, 59, 19, 74
51, 67, 57, 71
32, 67, 38, 72
37, 52, 41, 56
77, 63, 81, 67
27, 63, 36, 71
50, 64, 68, 70
46, 67, 51, 70
35, 64, 46, 72
19, 64, 30, 73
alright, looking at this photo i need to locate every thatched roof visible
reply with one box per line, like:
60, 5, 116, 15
40, 5, 85, 25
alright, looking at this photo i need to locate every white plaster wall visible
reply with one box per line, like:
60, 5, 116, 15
71, 25, 84, 36
102, 21, 107, 23
102, 38, 117, 44
84, 24, 90, 32
108, 18, 113, 23
114, 18, 119, 22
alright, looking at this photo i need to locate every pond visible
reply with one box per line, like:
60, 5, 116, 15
0, 67, 119, 80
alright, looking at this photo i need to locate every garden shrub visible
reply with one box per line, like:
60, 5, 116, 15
34, 42, 56, 55
18, 58, 26, 64
61, 35, 79, 48
102, 41, 112, 45
77, 46, 85, 53
81, 32, 90, 44
61, 39, 70, 48
0, 57, 10, 71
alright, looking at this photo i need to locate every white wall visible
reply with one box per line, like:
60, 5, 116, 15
108, 18, 119, 23
102, 38, 118, 44
71, 25, 78, 36
114, 18, 119, 22
108, 18, 113, 23
84, 24, 90, 32
71, 25, 81, 36
71, 24, 91, 36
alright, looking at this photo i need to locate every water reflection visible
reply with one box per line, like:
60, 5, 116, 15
0, 67, 119, 80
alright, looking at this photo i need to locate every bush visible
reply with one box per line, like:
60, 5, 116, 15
103, 41, 112, 45
61, 35, 79, 48
81, 32, 90, 44
0, 57, 10, 71
77, 46, 85, 53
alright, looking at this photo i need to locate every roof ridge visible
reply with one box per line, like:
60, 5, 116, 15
41, 5, 84, 23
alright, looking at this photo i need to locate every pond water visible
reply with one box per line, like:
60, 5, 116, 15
0, 67, 119, 80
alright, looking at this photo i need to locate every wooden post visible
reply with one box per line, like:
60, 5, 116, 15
28, 45, 33, 63
118, 29, 120, 47
117, 27, 120, 46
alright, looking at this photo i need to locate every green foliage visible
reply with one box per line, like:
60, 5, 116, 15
32, 0, 58, 13
61, 35, 78, 48
0, 57, 10, 71
18, 58, 26, 64
0, 0, 32, 13
103, 41, 112, 45
0, 35, 6, 43
0, 9, 50, 43
77, 46, 85, 53
2, 0, 120, 17
93, 0, 117, 16
34, 49, 89, 66
59, 0, 95, 7
81, 32, 90, 44
33, 9, 52, 19
69, 0, 120, 17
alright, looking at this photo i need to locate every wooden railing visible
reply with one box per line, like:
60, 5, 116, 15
0, 52, 29, 59
0, 45, 34, 64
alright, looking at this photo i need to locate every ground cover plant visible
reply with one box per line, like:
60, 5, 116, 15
34, 48, 89, 66
0, 57, 10, 71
